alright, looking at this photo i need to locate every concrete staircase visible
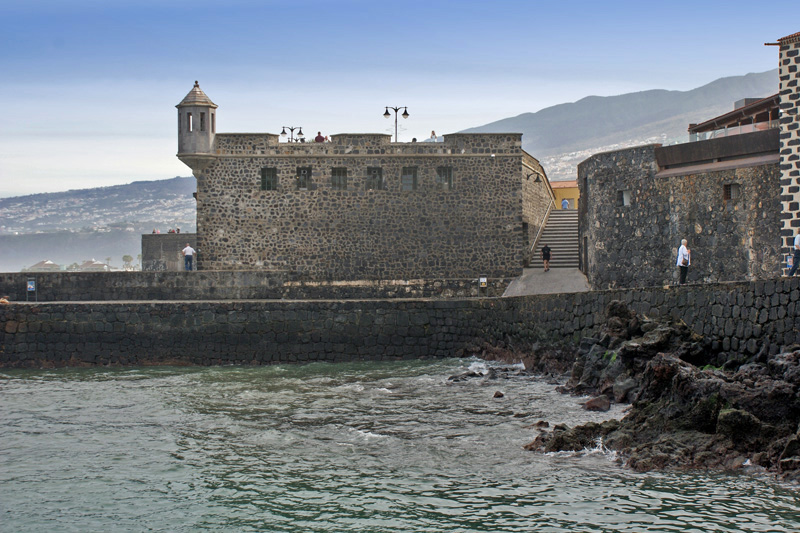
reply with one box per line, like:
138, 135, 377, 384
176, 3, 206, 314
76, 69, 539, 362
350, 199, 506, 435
530, 209, 578, 269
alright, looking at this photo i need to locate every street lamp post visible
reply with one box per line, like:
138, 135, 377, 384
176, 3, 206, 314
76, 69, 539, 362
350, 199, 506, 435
280, 126, 304, 143
383, 106, 409, 142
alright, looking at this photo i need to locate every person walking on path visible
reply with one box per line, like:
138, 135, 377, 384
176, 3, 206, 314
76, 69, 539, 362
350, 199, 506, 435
541, 244, 552, 272
561, 198, 569, 210
676, 239, 691, 284
789, 230, 800, 276
182, 243, 196, 271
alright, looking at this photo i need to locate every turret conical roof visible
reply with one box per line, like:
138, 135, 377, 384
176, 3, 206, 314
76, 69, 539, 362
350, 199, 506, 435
176, 81, 218, 108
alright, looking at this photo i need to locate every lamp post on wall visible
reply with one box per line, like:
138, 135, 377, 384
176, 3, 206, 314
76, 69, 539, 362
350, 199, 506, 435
383, 106, 409, 142
280, 126, 304, 143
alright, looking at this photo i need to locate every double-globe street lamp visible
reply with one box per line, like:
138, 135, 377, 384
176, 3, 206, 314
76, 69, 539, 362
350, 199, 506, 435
280, 126, 304, 143
383, 106, 409, 142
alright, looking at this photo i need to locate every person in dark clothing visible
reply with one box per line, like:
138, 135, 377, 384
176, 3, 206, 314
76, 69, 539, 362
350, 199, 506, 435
541, 244, 551, 272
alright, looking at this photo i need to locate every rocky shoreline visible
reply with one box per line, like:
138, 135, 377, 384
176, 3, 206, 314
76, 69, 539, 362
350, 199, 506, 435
467, 300, 800, 482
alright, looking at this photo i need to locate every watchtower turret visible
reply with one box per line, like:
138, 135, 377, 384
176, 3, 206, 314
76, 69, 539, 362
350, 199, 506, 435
176, 81, 217, 155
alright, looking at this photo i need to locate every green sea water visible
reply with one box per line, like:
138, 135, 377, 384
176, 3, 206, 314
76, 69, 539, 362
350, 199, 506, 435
1, 358, 798, 532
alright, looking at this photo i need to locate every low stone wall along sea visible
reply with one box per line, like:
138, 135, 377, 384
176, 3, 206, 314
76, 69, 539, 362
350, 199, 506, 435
1, 277, 798, 368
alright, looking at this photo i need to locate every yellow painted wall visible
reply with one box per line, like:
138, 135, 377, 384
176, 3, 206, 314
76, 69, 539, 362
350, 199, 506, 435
553, 186, 579, 209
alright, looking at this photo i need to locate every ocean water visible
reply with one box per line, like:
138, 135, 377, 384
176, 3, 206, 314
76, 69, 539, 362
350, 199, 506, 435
1, 358, 798, 532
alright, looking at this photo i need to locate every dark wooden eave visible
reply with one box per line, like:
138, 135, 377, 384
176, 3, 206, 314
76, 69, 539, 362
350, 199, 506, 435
688, 93, 779, 133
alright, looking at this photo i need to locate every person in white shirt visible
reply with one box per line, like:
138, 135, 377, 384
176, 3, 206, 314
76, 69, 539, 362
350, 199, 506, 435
676, 239, 691, 284
789, 231, 800, 277
182, 243, 196, 271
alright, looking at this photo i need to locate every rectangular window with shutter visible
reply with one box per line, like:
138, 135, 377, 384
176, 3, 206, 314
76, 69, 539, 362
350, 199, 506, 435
331, 168, 348, 190
436, 166, 453, 190
366, 167, 384, 190
296, 167, 312, 190
401, 167, 418, 191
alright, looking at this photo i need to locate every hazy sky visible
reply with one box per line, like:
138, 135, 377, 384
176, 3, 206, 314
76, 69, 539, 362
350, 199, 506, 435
0, 0, 795, 197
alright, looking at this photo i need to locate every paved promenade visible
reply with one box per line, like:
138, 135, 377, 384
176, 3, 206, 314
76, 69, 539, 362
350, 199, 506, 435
502, 267, 590, 297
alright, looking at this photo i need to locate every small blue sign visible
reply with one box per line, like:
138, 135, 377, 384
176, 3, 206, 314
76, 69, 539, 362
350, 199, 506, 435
27, 280, 35, 292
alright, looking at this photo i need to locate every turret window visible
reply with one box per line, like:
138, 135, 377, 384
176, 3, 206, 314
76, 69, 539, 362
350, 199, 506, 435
200, 112, 206, 132
187, 112, 193, 132
211, 113, 215, 133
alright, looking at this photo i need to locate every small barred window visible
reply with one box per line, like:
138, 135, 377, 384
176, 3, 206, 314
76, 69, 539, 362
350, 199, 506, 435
331, 168, 348, 190
296, 167, 312, 190
261, 168, 278, 191
723, 183, 740, 202
401, 167, 418, 191
366, 167, 384, 190
436, 166, 453, 191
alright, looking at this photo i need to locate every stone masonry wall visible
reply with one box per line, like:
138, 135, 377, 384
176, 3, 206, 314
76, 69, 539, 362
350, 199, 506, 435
189, 133, 531, 280
578, 145, 782, 289
142, 233, 197, 271
2, 277, 798, 368
521, 153, 553, 263
0, 271, 511, 302
779, 35, 800, 257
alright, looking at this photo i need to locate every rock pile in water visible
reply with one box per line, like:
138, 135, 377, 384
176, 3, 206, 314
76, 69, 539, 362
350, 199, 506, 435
525, 300, 800, 482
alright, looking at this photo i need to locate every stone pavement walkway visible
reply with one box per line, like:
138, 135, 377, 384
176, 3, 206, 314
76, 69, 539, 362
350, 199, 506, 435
502, 267, 590, 297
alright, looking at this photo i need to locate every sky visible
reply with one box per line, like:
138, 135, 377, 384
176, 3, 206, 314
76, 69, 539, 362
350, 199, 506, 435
0, 0, 796, 197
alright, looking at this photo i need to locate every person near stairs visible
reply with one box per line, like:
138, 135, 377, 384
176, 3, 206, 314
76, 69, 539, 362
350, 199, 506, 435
561, 198, 569, 209
542, 244, 551, 272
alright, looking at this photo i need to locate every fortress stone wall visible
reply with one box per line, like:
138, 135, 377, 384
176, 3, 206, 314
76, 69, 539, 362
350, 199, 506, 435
578, 144, 782, 289
190, 133, 549, 280
2, 277, 798, 368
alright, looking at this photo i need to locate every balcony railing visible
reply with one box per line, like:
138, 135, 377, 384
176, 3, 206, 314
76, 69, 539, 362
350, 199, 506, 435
664, 120, 780, 146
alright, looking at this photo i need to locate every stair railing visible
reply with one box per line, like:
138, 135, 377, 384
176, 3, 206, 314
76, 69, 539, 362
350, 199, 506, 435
529, 198, 554, 259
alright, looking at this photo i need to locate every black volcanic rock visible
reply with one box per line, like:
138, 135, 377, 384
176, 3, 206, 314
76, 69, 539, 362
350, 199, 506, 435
527, 301, 800, 481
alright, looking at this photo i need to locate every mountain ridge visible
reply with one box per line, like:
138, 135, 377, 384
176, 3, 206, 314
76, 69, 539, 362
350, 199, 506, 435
462, 69, 778, 178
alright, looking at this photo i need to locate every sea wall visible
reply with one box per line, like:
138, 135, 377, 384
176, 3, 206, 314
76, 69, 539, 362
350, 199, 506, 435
0, 271, 511, 302
2, 277, 798, 368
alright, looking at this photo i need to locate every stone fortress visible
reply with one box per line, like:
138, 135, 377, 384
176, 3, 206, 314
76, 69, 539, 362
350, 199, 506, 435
577, 32, 800, 289
175, 82, 553, 281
